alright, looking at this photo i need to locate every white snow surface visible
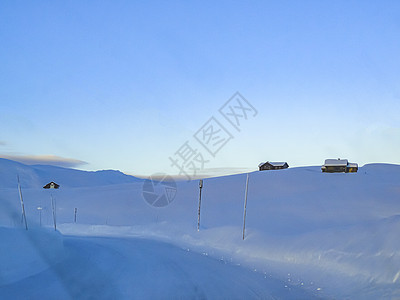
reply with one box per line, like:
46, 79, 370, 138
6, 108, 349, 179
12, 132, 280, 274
1, 158, 400, 299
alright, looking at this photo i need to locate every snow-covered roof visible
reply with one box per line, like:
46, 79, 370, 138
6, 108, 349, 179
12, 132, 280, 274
266, 162, 287, 167
258, 162, 265, 168
270, 162, 287, 167
323, 159, 348, 167
43, 181, 60, 189
347, 163, 358, 168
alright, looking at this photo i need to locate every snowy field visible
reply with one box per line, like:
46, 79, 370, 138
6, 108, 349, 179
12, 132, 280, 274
1, 158, 400, 299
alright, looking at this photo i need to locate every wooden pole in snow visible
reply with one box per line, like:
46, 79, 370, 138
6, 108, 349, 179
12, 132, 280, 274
51, 194, 57, 231
242, 173, 249, 240
17, 175, 28, 230
37, 207, 43, 227
197, 179, 203, 231
74, 208, 77, 223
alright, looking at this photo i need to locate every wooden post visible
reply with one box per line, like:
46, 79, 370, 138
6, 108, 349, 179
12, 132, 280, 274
242, 173, 249, 240
17, 175, 28, 230
51, 194, 57, 231
37, 207, 43, 227
197, 179, 203, 231
74, 208, 77, 223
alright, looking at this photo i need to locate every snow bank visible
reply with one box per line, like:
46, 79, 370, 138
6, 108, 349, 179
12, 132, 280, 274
0, 227, 65, 285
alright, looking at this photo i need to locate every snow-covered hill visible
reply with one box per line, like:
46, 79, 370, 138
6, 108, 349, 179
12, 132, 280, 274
0, 158, 141, 189
1, 160, 400, 299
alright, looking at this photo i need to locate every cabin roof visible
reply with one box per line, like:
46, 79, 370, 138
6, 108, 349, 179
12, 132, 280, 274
347, 163, 358, 168
43, 181, 60, 189
259, 161, 288, 167
269, 162, 288, 167
324, 159, 348, 167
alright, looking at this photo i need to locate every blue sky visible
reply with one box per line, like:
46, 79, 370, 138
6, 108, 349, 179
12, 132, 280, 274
1, 1, 399, 176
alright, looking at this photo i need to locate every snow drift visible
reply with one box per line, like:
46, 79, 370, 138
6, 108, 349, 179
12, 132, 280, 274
1, 159, 400, 299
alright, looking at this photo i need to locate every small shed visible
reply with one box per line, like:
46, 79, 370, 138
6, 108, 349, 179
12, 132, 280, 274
43, 181, 60, 189
321, 159, 358, 173
346, 162, 358, 173
259, 161, 289, 171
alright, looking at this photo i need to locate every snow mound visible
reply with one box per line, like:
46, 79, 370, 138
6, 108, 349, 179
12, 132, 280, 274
0, 227, 65, 285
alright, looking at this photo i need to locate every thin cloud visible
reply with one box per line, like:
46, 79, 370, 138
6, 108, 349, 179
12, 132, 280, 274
0, 154, 88, 168
0, 141, 6, 146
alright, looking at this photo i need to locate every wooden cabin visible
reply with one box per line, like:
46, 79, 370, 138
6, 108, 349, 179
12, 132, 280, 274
43, 181, 60, 189
321, 159, 358, 173
346, 163, 359, 173
259, 161, 289, 171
